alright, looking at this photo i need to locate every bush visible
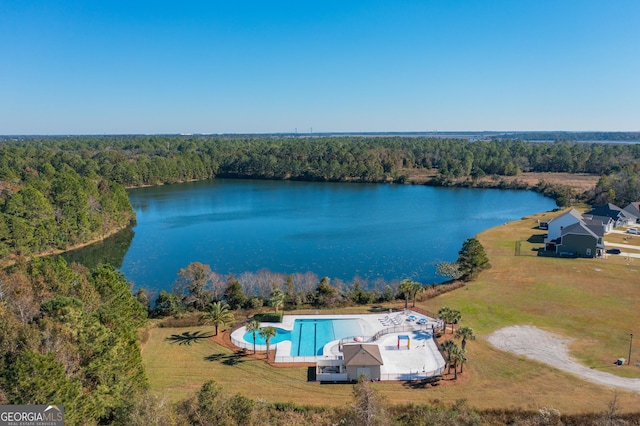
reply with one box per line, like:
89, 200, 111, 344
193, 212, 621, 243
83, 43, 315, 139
253, 312, 283, 323
157, 314, 202, 328
246, 296, 264, 309
268, 402, 310, 413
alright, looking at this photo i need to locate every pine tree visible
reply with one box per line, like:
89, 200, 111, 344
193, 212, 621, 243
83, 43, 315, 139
457, 237, 489, 281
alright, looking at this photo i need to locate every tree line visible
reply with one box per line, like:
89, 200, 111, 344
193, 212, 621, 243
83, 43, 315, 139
142, 237, 488, 319
4, 134, 640, 193
6, 135, 640, 179
500, 131, 640, 142
0, 146, 134, 263
146, 264, 401, 319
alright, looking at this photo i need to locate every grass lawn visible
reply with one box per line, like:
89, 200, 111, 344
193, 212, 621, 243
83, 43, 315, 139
141, 208, 640, 414
141, 326, 348, 404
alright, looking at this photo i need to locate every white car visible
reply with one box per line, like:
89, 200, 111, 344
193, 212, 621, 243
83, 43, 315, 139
626, 228, 639, 235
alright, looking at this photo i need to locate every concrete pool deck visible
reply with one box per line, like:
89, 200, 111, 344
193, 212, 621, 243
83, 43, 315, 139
376, 329, 445, 380
230, 311, 446, 379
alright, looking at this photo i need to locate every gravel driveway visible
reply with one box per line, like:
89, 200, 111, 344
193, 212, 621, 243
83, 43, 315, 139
487, 326, 640, 393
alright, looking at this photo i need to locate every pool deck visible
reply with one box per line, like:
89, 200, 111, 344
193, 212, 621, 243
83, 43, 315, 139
230, 310, 446, 379
376, 329, 445, 379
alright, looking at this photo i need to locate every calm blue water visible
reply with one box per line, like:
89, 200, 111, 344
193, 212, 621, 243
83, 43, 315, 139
243, 318, 363, 356
75, 178, 557, 291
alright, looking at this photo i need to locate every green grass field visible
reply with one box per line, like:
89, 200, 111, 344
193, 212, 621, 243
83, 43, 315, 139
141, 209, 640, 414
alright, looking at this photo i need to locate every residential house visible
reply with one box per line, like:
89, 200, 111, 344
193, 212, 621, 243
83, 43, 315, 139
556, 222, 604, 258
586, 203, 637, 228
623, 202, 640, 224
582, 214, 614, 234
544, 208, 583, 251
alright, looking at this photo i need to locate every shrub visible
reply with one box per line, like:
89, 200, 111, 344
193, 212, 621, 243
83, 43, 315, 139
253, 312, 283, 323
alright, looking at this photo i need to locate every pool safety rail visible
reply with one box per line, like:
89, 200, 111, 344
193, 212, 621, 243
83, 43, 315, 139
338, 323, 438, 346
316, 365, 446, 383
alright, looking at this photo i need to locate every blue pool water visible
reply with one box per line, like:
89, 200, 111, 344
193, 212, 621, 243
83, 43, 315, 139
243, 318, 363, 356
244, 326, 291, 346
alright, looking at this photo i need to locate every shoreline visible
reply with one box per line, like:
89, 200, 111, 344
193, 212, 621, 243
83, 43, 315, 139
0, 223, 131, 269
124, 171, 598, 202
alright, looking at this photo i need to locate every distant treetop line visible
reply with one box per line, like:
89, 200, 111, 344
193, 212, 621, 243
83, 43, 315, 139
2, 131, 640, 141
0, 134, 639, 262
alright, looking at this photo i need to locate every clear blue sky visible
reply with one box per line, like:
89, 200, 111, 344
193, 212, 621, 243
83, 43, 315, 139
1, 1, 639, 134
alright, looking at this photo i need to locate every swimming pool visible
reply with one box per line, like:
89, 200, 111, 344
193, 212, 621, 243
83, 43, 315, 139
243, 318, 362, 356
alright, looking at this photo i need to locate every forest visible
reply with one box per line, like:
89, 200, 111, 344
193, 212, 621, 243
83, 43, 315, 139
0, 258, 146, 424
1, 135, 639, 265
3, 135, 640, 188
0, 145, 133, 263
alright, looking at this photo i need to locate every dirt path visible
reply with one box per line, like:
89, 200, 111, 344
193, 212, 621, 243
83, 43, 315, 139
487, 326, 640, 393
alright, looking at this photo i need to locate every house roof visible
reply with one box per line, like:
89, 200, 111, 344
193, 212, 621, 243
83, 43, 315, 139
582, 216, 611, 236
343, 344, 383, 366
561, 221, 599, 239
585, 224, 605, 238
583, 214, 613, 225
548, 208, 583, 224
623, 202, 640, 219
587, 203, 629, 221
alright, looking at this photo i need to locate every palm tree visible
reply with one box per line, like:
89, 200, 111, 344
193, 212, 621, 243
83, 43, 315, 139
438, 307, 451, 334
411, 281, 424, 308
457, 350, 468, 374
398, 279, 414, 310
438, 307, 461, 334
200, 301, 234, 335
259, 326, 277, 360
455, 326, 476, 351
449, 345, 465, 379
245, 319, 261, 354
269, 289, 285, 313
440, 339, 458, 374
449, 309, 461, 334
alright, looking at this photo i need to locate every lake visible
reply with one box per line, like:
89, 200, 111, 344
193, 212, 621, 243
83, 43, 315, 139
64, 179, 557, 293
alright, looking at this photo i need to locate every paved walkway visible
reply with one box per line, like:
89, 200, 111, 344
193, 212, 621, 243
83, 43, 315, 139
487, 326, 640, 393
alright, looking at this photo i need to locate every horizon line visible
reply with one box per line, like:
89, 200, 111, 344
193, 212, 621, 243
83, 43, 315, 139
2, 130, 640, 138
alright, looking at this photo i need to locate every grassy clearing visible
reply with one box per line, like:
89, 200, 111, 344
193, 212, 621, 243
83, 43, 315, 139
419, 210, 640, 407
399, 170, 600, 193
141, 208, 640, 414
142, 326, 355, 405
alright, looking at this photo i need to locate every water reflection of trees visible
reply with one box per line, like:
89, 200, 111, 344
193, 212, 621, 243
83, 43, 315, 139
59, 226, 134, 270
